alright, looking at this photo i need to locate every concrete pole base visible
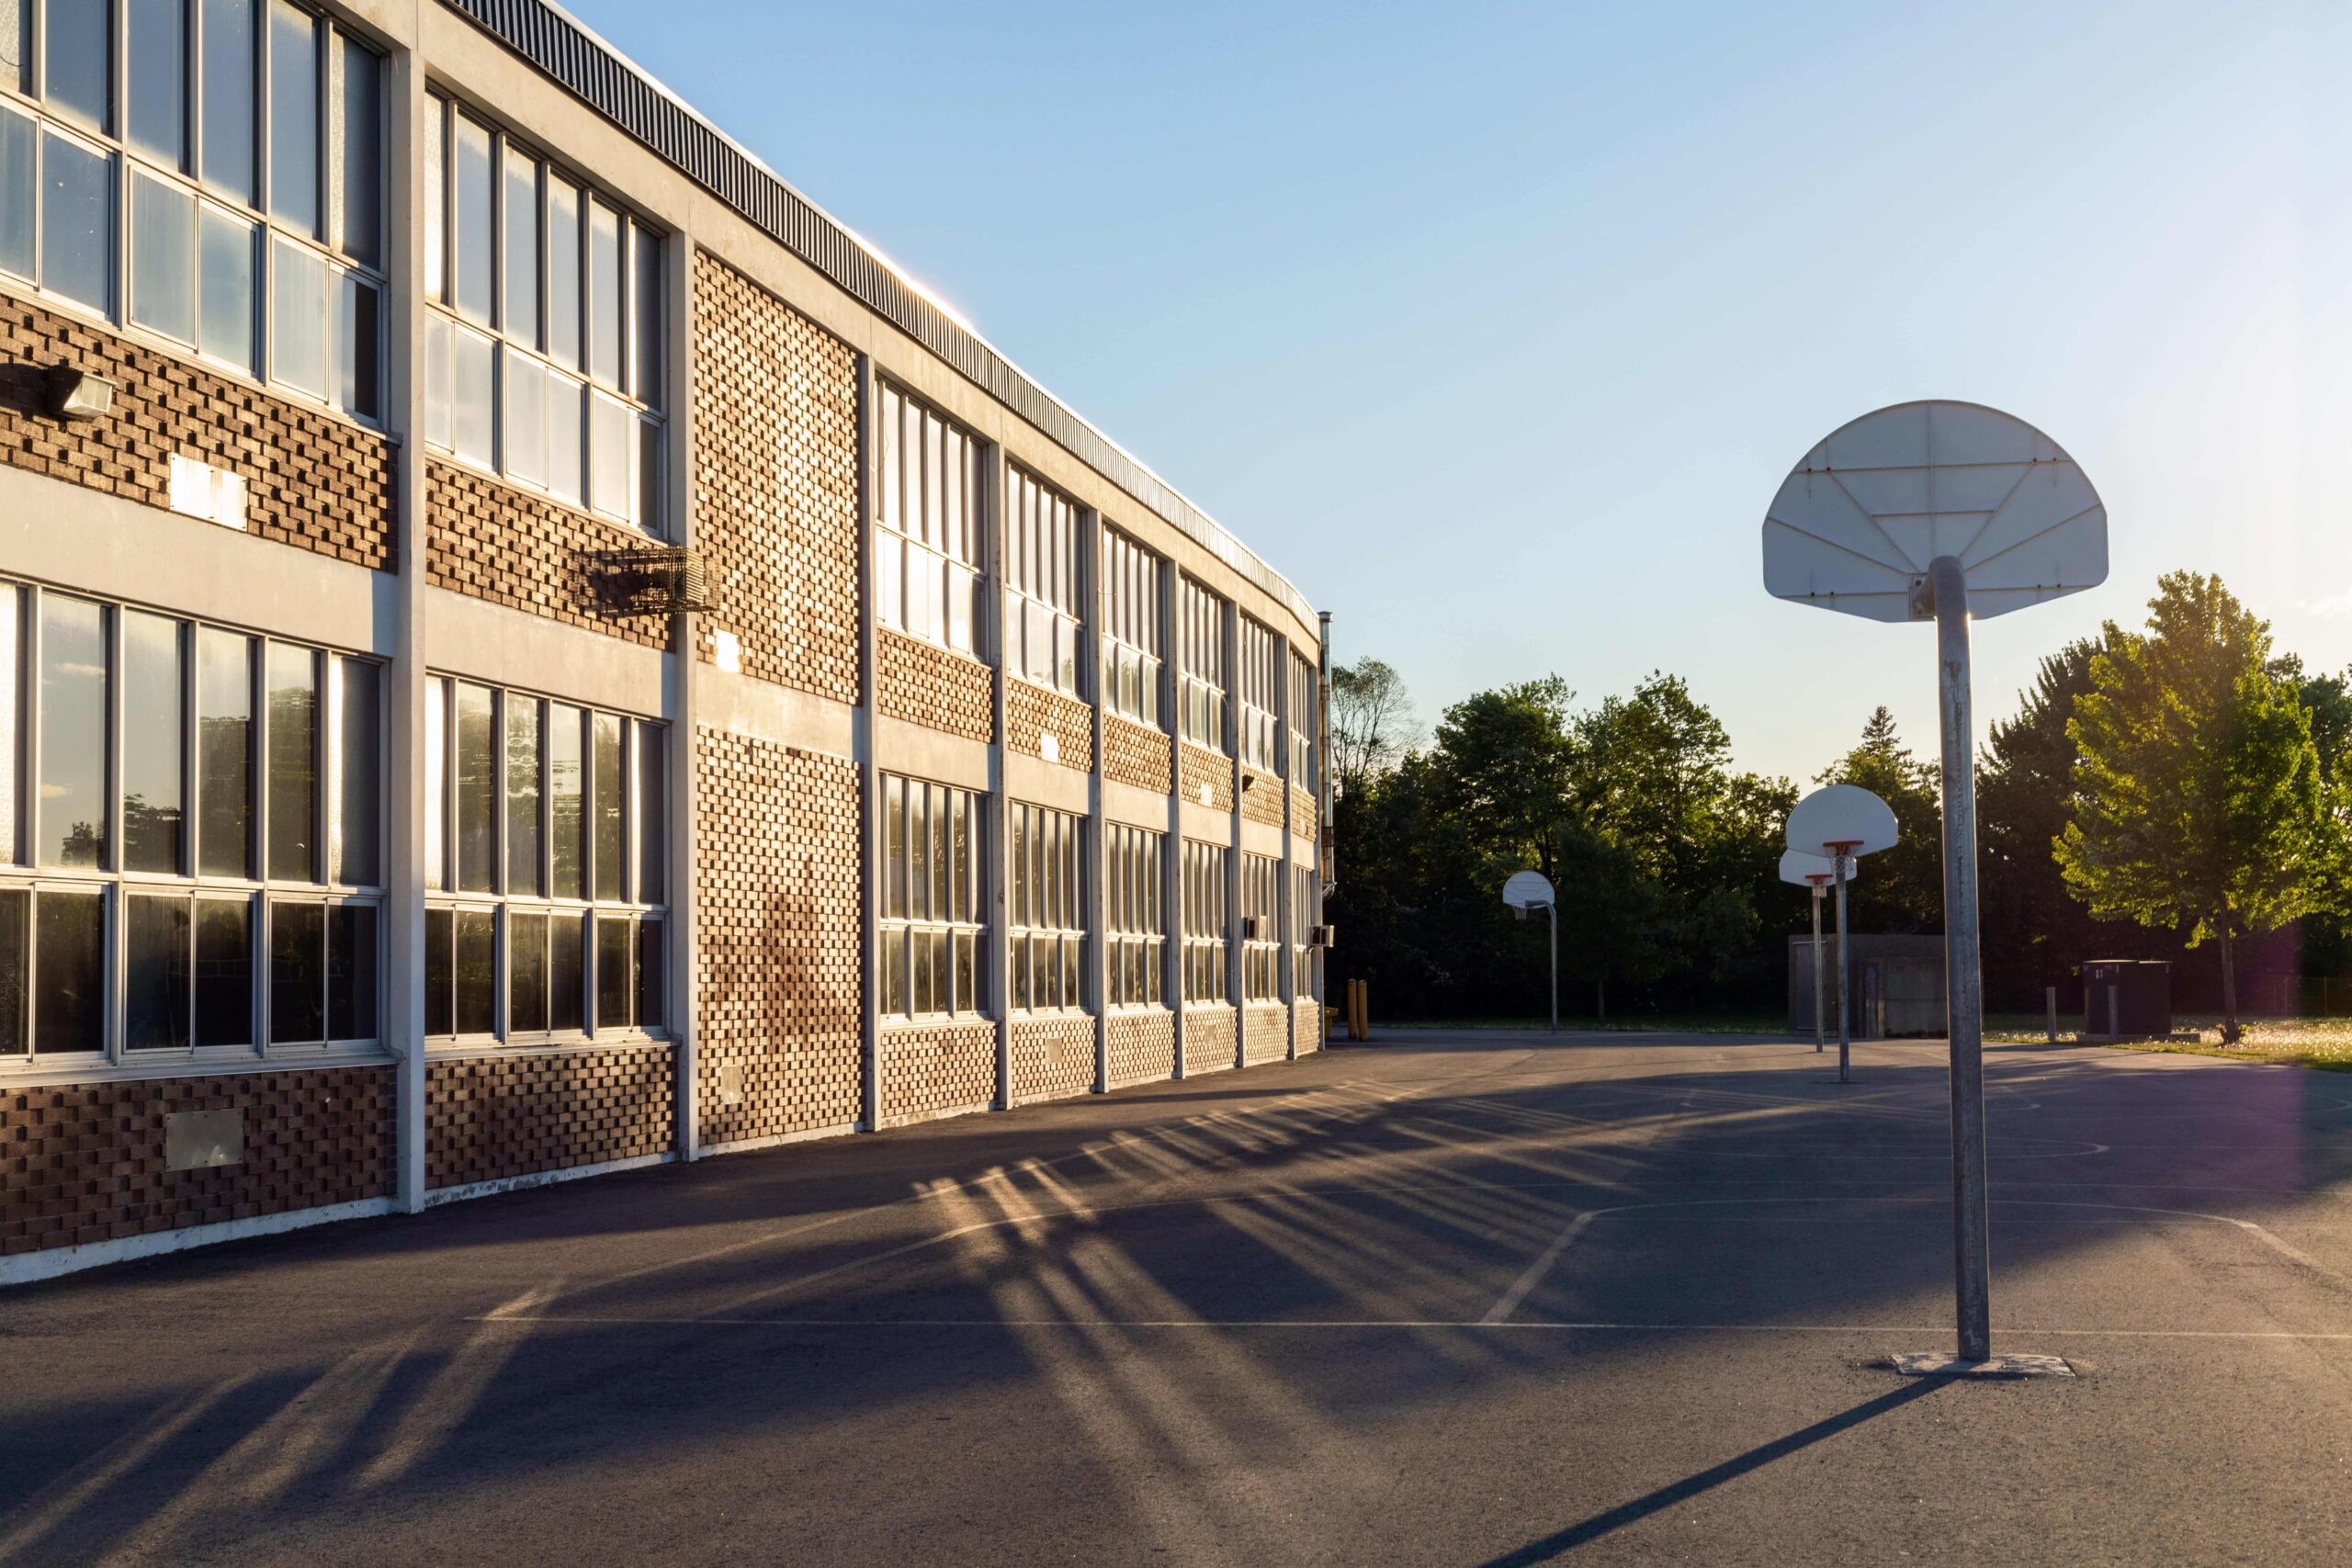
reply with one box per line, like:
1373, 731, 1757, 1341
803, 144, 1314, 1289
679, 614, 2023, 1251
1889, 1352, 2074, 1379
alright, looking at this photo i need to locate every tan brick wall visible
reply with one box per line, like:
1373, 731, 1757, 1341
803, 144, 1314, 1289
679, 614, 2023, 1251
1294, 998, 1323, 1054
876, 627, 993, 741
1182, 1006, 1238, 1077
692, 252, 861, 701
1104, 716, 1174, 795
1009, 1014, 1096, 1105
424, 458, 670, 650
1107, 1009, 1174, 1089
1181, 743, 1236, 813
424, 1047, 674, 1190
1, 1065, 393, 1258
1244, 1003, 1288, 1065
877, 1020, 998, 1125
1291, 785, 1319, 844
1241, 767, 1284, 827
0, 292, 395, 570
695, 728, 865, 1146
1006, 679, 1093, 773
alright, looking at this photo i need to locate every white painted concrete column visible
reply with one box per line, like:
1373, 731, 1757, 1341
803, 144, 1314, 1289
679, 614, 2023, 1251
387, 41, 429, 1212
856, 355, 881, 1134
666, 232, 699, 1160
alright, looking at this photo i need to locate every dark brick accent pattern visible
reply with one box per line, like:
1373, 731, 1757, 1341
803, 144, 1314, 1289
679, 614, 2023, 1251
0, 292, 395, 570
424, 1047, 674, 1190
1181, 742, 1236, 814
425, 459, 671, 650
1006, 678, 1093, 773
876, 627, 993, 742
1010, 1014, 1095, 1105
1104, 716, 1174, 795
1, 1066, 394, 1258
1107, 1010, 1175, 1089
1241, 766, 1284, 827
692, 253, 862, 701
877, 1020, 998, 1126
695, 727, 865, 1146
1182, 1006, 1238, 1077
1244, 1003, 1288, 1066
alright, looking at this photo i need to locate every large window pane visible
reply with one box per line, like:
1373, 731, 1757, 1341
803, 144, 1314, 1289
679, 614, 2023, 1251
423, 907, 450, 1035
453, 324, 492, 466
330, 655, 378, 886
594, 914, 629, 1032
452, 113, 492, 324
548, 911, 582, 1032
505, 695, 541, 897
35, 891, 104, 1055
546, 174, 580, 369
635, 918, 663, 1031
128, 0, 187, 166
326, 902, 374, 1040
0, 889, 26, 1053
270, 238, 326, 396
337, 272, 379, 419
423, 311, 449, 449
39, 595, 107, 868
423, 676, 444, 890
455, 682, 494, 893
423, 96, 443, 300
502, 349, 544, 484
629, 220, 660, 404
198, 206, 256, 373
194, 896, 251, 1045
546, 370, 582, 502
454, 908, 493, 1035
198, 628, 253, 876
123, 611, 185, 873
43, 0, 110, 130
548, 704, 582, 898
638, 415, 662, 535
200, 0, 254, 203
0, 589, 16, 863
587, 198, 619, 386
0, 107, 32, 278
503, 146, 537, 344
40, 132, 112, 312
336, 35, 379, 265
126, 897, 190, 1051
507, 910, 546, 1033
266, 2, 318, 232
591, 712, 621, 901
589, 389, 630, 519
269, 899, 322, 1043
266, 641, 317, 881
130, 174, 196, 342
635, 721, 664, 904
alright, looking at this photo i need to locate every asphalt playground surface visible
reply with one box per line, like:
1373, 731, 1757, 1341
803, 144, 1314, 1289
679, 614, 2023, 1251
5, 1028, 2352, 1565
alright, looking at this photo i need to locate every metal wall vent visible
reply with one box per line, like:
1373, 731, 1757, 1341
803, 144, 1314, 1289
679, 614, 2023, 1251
588, 547, 716, 616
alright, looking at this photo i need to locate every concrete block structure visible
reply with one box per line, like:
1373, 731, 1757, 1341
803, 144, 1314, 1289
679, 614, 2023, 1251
0, 0, 1326, 1282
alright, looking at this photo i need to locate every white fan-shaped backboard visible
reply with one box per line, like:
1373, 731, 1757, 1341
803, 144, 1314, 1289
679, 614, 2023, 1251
1502, 870, 1556, 909
1779, 848, 1859, 888
1761, 400, 2106, 622
1787, 784, 1899, 858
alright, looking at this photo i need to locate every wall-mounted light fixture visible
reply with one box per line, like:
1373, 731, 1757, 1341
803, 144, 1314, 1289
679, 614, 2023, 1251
46, 367, 116, 423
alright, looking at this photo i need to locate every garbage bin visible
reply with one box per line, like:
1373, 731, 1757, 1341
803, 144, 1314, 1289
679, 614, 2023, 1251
2081, 960, 2171, 1040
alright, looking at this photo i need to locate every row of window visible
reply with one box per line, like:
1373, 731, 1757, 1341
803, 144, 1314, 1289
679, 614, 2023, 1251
874, 382, 983, 656
422, 903, 662, 1043
1009, 801, 1084, 1014
1182, 840, 1227, 1003
1290, 652, 1318, 792
1238, 618, 1279, 773
1101, 529, 1162, 728
1243, 852, 1281, 1001
1104, 821, 1165, 1010
1004, 467, 1081, 698
879, 773, 985, 1021
1, 0, 384, 416
1178, 579, 1227, 750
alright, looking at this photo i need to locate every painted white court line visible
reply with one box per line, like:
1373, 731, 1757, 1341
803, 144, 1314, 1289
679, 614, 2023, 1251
1483, 1213, 1594, 1324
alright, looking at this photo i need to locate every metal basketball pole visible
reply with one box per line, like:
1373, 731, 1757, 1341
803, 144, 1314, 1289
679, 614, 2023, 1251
1929, 554, 1993, 1363
1811, 886, 1826, 1052
1833, 854, 1852, 1084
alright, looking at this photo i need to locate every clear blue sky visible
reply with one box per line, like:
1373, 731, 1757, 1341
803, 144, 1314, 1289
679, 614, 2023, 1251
566, 0, 2351, 783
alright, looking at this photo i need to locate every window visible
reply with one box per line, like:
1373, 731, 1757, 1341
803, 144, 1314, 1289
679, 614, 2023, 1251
1010, 802, 1084, 1013
1179, 578, 1227, 751
1100, 529, 1161, 728
0, 1, 384, 416
1182, 840, 1227, 1005
1290, 652, 1317, 791
1243, 853, 1281, 1001
1105, 821, 1164, 1009
1292, 861, 1318, 1003
421, 91, 665, 530
879, 773, 986, 1021
1005, 468, 1081, 697
874, 383, 981, 656
1238, 617, 1278, 773
421, 678, 666, 1043
0, 581, 381, 1064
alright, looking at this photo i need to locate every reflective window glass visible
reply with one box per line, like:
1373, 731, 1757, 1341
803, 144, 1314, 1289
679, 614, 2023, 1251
198, 628, 252, 876
265, 640, 316, 881
327, 902, 374, 1039
454, 908, 493, 1035
199, 0, 254, 202
595, 914, 629, 1032
508, 910, 547, 1033
454, 682, 494, 893
548, 704, 582, 898
266, 1, 317, 232
35, 890, 104, 1054
194, 896, 251, 1045
130, 173, 195, 341
128, 0, 187, 166
268, 899, 322, 1043
506, 696, 541, 897
452, 113, 492, 323
331, 655, 378, 886
548, 911, 583, 1032
546, 174, 581, 368
0, 107, 32, 279
423, 907, 451, 1035
198, 206, 255, 371
126, 896, 190, 1051
123, 611, 184, 873
40, 131, 112, 311
503, 146, 537, 344
592, 712, 622, 901
269, 236, 326, 395
336, 35, 379, 265
44, 0, 111, 130
39, 595, 107, 868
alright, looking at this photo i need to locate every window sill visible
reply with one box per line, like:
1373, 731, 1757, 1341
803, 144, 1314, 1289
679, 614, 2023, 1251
424, 1032, 673, 1061
0, 1048, 397, 1088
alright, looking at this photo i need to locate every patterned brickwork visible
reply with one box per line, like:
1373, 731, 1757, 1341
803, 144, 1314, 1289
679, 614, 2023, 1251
1241, 767, 1285, 827
1291, 786, 1320, 844
1107, 1010, 1175, 1089
424, 459, 670, 650
1104, 716, 1174, 795
877, 1021, 998, 1125
1294, 999, 1323, 1055
692, 253, 862, 701
1010, 1014, 1097, 1106
876, 628, 994, 741
424, 1047, 673, 1190
1181, 743, 1236, 814
1244, 1004, 1288, 1066
1007, 679, 1094, 773
0, 292, 394, 570
0, 1065, 393, 1258
1182, 1006, 1238, 1077
695, 728, 865, 1145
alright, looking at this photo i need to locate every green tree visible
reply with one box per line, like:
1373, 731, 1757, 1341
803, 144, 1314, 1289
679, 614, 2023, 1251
1978, 637, 2112, 1004
1329, 658, 1422, 796
1815, 706, 1943, 934
1429, 677, 1577, 880
2057, 572, 2336, 1041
